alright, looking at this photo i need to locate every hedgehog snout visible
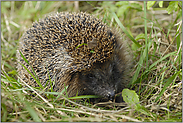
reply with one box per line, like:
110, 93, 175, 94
107, 90, 115, 101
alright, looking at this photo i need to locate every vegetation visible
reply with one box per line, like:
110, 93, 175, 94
1, 1, 182, 122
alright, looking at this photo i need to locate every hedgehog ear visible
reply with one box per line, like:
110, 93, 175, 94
87, 37, 98, 49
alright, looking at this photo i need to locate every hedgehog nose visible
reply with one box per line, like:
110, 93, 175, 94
108, 91, 115, 101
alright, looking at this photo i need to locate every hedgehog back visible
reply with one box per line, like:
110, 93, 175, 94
17, 12, 118, 92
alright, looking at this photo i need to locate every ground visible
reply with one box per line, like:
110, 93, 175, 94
1, 1, 182, 122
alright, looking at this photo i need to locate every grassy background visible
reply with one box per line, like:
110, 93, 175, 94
1, 1, 182, 122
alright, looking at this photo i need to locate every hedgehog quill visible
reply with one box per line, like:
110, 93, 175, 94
17, 12, 132, 103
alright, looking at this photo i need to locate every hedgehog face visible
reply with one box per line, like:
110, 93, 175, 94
79, 54, 126, 102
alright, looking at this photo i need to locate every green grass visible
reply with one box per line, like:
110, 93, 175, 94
1, 1, 182, 122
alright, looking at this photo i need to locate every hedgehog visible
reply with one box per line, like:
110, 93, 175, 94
17, 12, 132, 103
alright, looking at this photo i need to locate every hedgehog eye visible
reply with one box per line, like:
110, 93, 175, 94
87, 73, 94, 78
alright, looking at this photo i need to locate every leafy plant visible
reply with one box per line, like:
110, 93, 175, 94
147, 1, 182, 14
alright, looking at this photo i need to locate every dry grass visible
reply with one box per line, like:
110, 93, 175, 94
1, 1, 182, 122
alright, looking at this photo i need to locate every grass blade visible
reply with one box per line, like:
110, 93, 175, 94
19, 50, 43, 89
111, 11, 142, 48
155, 71, 180, 102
